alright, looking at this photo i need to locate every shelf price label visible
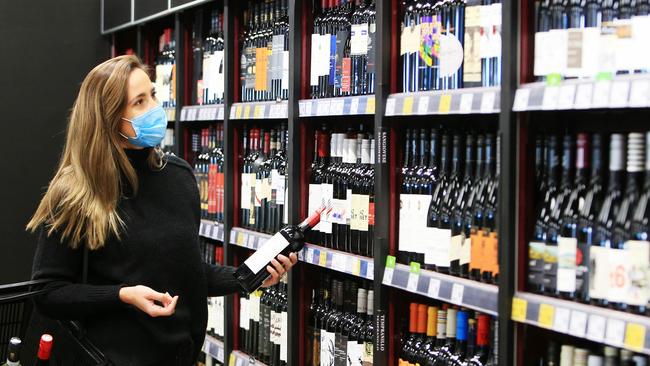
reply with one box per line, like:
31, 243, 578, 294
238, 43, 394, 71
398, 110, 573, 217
244, 105, 252, 119
236, 232, 245, 246
511, 297, 528, 322
305, 248, 314, 263
610, 80, 630, 108
557, 84, 577, 110
450, 284, 465, 305
352, 258, 361, 276
417, 96, 430, 115
428, 278, 441, 299
299, 101, 307, 116
305, 101, 313, 116
217, 107, 224, 120
574, 83, 594, 109
624, 322, 646, 351
319, 251, 327, 267
606, 318, 626, 347
542, 86, 560, 110
629, 79, 650, 107
480, 91, 496, 113
512, 88, 530, 111
235, 105, 243, 119
403, 96, 414, 115
217, 348, 224, 363
366, 97, 375, 114
538, 303, 555, 329
553, 307, 570, 333
229, 354, 236, 366
592, 80, 612, 108
253, 105, 265, 119
317, 100, 331, 116
459, 93, 474, 114
383, 255, 396, 285
586, 314, 607, 343
350, 97, 360, 114
406, 262, 421, 292
331, 99, 345, 115
438, 95, 452, 114
569, 310, 588, 338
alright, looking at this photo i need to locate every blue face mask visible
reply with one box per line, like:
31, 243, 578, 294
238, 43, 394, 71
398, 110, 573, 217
120, 105, 168, 148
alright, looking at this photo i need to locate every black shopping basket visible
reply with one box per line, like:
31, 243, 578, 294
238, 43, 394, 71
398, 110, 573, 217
0, 279, 113, 366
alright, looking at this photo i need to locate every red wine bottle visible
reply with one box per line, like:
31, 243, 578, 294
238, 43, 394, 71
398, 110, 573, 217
234, 207, 325, 292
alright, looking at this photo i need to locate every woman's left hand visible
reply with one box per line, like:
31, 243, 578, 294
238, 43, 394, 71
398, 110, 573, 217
261, 253, 298, 287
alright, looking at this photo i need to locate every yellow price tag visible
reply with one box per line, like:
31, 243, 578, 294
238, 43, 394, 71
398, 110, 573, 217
625, 322, 646, 351
319, 251, 327, 266
229, 354, 236, 366
244, 105, 251, 118
235, 105, 242, 119
366, 97, 375, 114
403, 96, 414, 115
439, 95, 452, 114
538, 303, 555, 329
511, 297, 528, 322
236, 233, 244, 246
353, 258, 361, 276
254, 105, 263, 118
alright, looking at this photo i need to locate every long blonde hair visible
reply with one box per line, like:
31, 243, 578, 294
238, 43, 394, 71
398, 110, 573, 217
27, 55, 163, 250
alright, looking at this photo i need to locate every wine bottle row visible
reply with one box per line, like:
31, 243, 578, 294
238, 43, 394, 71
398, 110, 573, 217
536, 339, 648, 366
240, 125, 289, 234
534, 0, 650, 79
200, 238, 224, 267
401, 0, 502, 93
194, 8, 225, 106
238, 277, 289, 366
399, 129, 499, 283
240, 0, 290, 102
200, 237, 226, 341
307, 127, 376, 257
161, 128, 175, 155
399, 302, 498, 366
306, 274, 375, 366
192, 125, 225, 222
527, 132, 650, 315
309, 0, 377, 99
155, 28, 176, 108
1, 334, 53, 366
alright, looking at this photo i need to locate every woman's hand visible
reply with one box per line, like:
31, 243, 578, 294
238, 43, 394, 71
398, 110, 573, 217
119, 285, 179, 317
261, 253, 298, 288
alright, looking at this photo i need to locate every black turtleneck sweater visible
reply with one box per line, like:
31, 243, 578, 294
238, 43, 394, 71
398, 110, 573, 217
31, 148, 242, 365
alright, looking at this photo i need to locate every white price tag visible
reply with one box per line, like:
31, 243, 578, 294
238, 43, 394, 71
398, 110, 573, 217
383, 267, 394, 285
367, 262, 374, 280
247, 235, 256, 249
299, 101, 307, 116
230, 107, 236, 119
569, 310, 588, 338
305, 101, 313, 116
512, 88, 530, 111
236, 357, 244, 366
385, 98, 396, 116
331, 99, 345, 115
629, 79, 650, 107
317, 100, 331, 116
257, 238, 267, 249
450, 284, 465, 304
480, 91, 496, 113
306, 248, 315, 263
459, 93, 474, 114
345, 256, 353, 274
610, 80, 630, 108
592, 81, 612, 108
428, 278, 441, 298
605, 318, 626, 346
297, 250, 305, 261
586, 314, 607, 343
542, 86, 560, 110
553, 307, 571, 333
350, 98, 360, 114
335, 254, 347, 272
217, 348, 224, 363
181, 108, 188, 121
574, 83, 594, 109
406, 272, 419, 292
557, 84, 577, 110
417, 96, 430, 115
218, 107, 224, 120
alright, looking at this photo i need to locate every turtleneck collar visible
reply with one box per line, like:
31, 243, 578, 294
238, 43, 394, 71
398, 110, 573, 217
124, 147, 152, 169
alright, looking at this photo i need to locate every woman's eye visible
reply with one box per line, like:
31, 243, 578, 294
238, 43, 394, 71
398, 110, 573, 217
135, 99, 143, 106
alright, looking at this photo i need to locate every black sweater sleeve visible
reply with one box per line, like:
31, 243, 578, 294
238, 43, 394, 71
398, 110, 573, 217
203, 262, 244, 296
31, 227, 124, 320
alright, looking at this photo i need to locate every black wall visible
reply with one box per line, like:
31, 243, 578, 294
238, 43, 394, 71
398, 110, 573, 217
0, 1, 110, 284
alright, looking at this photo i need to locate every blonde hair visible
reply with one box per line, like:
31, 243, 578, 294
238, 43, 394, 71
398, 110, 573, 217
27, 55, 164, 250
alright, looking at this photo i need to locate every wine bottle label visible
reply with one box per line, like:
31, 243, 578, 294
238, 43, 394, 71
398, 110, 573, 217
254, 178, 263, 207
575, 241, 590, 299
335, 332, 346, 366
358, 194, 370, 232
342, 57, 351, 93
398, 194, 413, 254
589, 246, 606, 300
347, 340, 363, 366
241, 174, 251, 209
313, 329, 321, 366
368, 202, 375, 226
401, 24, 421, 56
626, 240, 650, 306
331, 198, 347, 225
463, 6, 482, 83
246, 45, 256, 90
270, 311, 280, 344
283, 185, 289, 225
367, 22, 376, 75
261, 177, 272, 203
328, 34, 336, 86
351, 23, 369, 56
320, 183, 334, 234
216, 297, 224, 337
543, 245, 558, 291
280, 311, 288, 361
320, 34, 332, 77
434, 228, 452, 268
282, 50, 289, 91
450, 234, 464, 262
255, 47, 269, 91
605, 247, 631, 304
215, 50, 225, 97
557, 236, 578, 292
242, 232, 291, 273
207, 298, 214, 332
335, 30, 349, 89
311, 34, 321, 86
250, 293, 260, 322
528, 241, 546, 287
309, 184, 322, 232
272, 35, 284, 82
346, 189, 353, 224
362, 341, 373, 366
240, 298, 249, 330
320, 330, 336, 366
460, 235, 472, 266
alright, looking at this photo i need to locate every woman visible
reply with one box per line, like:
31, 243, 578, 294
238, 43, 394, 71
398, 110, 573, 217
27, 55, 297, 365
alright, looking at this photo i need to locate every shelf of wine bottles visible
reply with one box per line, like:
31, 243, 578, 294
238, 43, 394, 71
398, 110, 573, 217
400, 0, 502, 94
201, 220, 226, 241
230, 227, 272, 250
203, 335, 226, 364
238, 277, 288, 366
513, 74, 650, 112
155, 28, 177, 109
527, 132, 650, 315
191, 125, 225, 222
386, 87, 500, 116
239, 0, 290, 103
307, 126, 376, 258
383, 257, 498, 316
309, 0, 377, 100
306, 273, 375, 366
529, 332, 649, 366
194, 7, 225, 106
399, 129, 500, 284
181, 105, 225, 121
298, 243, 375, 280
512, 292, 650, 356
398, 301, 498, 365
298, 95, 376, 117
230, 101, 289, 120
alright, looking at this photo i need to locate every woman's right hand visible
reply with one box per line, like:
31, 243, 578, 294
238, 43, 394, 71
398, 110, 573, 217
119, 285, 179, 317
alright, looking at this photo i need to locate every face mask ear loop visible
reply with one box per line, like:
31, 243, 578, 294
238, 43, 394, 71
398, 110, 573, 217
119, 117, 134, 140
